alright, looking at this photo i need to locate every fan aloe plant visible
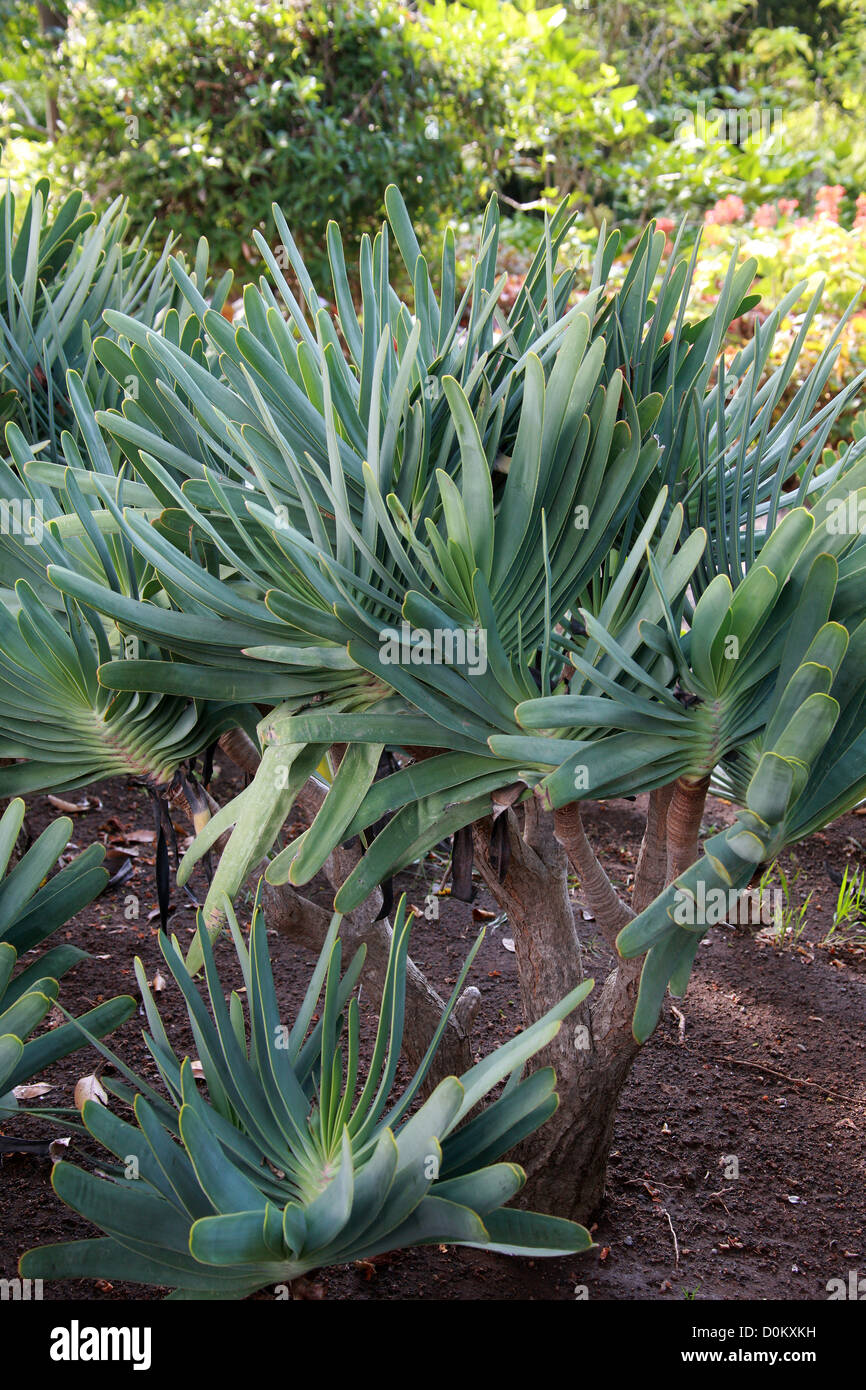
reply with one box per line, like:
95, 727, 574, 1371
0, 432, 259, 897
614, 472, 866, 1039
0, 190, 256, 832
0, 797, 135, 1119
0, 179, 205, 462
0, 569, 255, 800
9, 185, 866, 1219
20, 892, 592, 1297
36, 194, 754, 936
40, 192, 861, 936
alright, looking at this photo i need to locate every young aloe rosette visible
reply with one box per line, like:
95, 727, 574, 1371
20, 891, 593, 1297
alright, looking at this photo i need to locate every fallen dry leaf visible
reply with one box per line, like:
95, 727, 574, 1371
12, 1082, 53, 1100
502, 937, 516, 952
104, 852, 134, 887
74, 1074, 108, 1111
47, 795, 90, 814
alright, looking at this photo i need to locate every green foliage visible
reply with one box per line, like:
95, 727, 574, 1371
418, 0, 645, 208
6, 184, 866, 1052
824, 860, 866, 945
758, 858, 813, 948
0, 401, 258, 799
5, 0, 866, 273
615, 477, 866, 1036
578, 0, 753, 105
20, 892, 593, 1297
30, 191, 866, 982
0, 797, 136, 1117
685, 196, 866, 444
0, 178, 252, 798
0, 556, 256, 797
603, 120, 818, 228
42, 194, 681, 942
0, 179, 180, 462
36, 0, 467, 280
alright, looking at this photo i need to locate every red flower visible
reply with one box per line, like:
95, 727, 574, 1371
705, 195, 745, 226
753, 203, 777, 228
815, 184, 845, 222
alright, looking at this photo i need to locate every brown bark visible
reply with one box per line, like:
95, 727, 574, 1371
218, 728, 262, 776
551, 801, 633, 944
632, 783, 675, 912
260, 879, 334, 954
665, 775, 711, 882
36, 3, 65, 139
473, 803, 584, 1029
510, 998, 640, 1221
472, 803, 641, 1221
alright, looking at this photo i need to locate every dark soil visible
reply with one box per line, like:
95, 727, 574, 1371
2, 768, 864, 1302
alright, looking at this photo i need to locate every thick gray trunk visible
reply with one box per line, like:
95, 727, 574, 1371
472, 803, 641, 1222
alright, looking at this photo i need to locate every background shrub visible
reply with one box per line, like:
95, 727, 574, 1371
32, 0, 470, 279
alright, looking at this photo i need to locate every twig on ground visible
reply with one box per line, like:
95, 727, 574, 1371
710, 1055, 865, 1108
436, 860, 452, 895
661, 1207, 680, 1267
703, 1189, 732, 1216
